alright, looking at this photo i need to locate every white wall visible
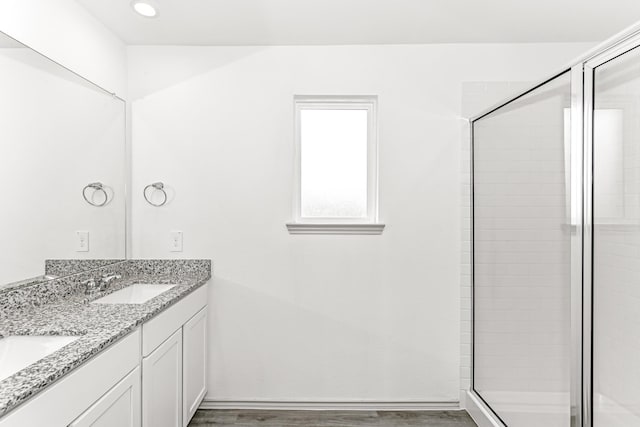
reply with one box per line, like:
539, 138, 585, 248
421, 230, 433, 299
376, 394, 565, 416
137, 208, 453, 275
128, 42, 592, 404
0, 0, 126, 96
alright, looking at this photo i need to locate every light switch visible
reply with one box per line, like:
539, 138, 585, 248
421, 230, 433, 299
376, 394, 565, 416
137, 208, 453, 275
76, 231, 89, 252
170, 231, 183, 252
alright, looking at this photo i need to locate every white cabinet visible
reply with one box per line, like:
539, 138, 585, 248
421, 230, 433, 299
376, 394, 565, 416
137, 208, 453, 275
141, 284, 208, 427
69, 367, 141, 427
142, 329, 183, 427
182, 307, 207, 426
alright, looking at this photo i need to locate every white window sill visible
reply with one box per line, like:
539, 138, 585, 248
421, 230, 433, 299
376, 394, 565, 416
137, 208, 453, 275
286, 223, 385, 235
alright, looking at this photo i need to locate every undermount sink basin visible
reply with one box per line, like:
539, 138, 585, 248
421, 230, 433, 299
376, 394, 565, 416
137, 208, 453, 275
0, 335, 79, 382
91, 284, 176, 304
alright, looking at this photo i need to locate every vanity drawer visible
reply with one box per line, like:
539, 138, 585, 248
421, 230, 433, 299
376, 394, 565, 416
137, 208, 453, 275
141, 283, 207, 357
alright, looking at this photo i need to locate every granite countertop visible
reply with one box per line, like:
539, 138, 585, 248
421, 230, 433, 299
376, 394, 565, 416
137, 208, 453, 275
0, 263, 210, 419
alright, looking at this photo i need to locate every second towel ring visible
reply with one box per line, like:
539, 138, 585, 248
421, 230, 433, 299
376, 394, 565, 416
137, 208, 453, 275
82, 182, 109, 207
144, 182, 167, 207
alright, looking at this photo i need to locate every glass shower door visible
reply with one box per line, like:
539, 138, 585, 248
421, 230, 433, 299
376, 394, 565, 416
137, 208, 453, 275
590, 45, 640, 427
472, 72, 573, 427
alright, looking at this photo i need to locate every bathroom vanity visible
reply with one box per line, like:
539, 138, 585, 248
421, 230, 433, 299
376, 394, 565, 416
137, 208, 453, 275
0, 260, 211, 427
0, 25, 209, 427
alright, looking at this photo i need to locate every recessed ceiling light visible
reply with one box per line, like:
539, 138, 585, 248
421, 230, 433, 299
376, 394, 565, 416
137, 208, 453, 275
131, 0, 158, 18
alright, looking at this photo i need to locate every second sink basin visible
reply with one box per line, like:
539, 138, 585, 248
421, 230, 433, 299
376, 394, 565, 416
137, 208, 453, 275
92, 284, 176, 304
0, 335, 79, 382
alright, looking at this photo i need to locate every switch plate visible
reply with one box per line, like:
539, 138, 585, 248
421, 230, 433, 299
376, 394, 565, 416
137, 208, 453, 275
76, 231, 89, 252
169, 231, 183, 252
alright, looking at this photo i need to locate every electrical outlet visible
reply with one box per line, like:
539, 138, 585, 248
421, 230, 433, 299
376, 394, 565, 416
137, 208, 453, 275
169, 231, 183, 252
76, 231, 89, 252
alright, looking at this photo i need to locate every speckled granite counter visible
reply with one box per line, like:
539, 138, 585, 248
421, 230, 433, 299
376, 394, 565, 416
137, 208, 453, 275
0, 259, 211, 419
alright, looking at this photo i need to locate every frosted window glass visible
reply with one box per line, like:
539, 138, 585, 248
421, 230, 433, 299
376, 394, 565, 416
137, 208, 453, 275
300, 109, 368, 218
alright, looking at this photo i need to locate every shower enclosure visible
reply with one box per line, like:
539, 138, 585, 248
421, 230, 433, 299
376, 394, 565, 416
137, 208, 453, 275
469, 24, 640, 427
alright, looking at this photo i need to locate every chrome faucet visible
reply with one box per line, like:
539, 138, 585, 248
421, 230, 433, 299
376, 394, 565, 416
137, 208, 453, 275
82, 278, 99, 296
99, 273, 122, 291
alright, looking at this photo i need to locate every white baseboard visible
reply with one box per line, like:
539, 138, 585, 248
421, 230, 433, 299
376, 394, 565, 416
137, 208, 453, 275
199, 399, 461, 411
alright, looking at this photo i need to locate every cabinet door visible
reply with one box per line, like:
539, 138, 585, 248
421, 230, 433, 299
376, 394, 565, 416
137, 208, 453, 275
69, 366, 141, 427
142, 329, 182, 427
183, 307, 208, 426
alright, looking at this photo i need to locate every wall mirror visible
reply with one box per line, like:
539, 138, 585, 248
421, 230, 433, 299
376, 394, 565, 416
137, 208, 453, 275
0, 31, 126, 290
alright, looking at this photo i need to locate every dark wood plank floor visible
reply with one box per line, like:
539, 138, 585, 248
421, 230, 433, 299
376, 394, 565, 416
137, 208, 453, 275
188, 409, 478, 426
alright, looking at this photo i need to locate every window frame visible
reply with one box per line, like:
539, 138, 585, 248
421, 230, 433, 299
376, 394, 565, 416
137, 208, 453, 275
288, 95, 383, 234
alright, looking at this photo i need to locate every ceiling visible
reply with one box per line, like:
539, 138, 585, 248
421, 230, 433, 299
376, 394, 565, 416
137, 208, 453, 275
77, 0, 640, 46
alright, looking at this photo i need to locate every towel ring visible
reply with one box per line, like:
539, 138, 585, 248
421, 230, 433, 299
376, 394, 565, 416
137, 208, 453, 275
82, 182, 108, 207
144, 182, 167, 207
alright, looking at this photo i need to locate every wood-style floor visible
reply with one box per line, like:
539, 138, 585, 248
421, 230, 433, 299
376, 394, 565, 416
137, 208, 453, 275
188, 409, 478, 426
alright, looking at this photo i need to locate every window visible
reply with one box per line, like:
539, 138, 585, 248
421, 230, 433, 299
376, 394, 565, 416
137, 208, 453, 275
564, 108, 625, 224
287, 96, 384, 234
